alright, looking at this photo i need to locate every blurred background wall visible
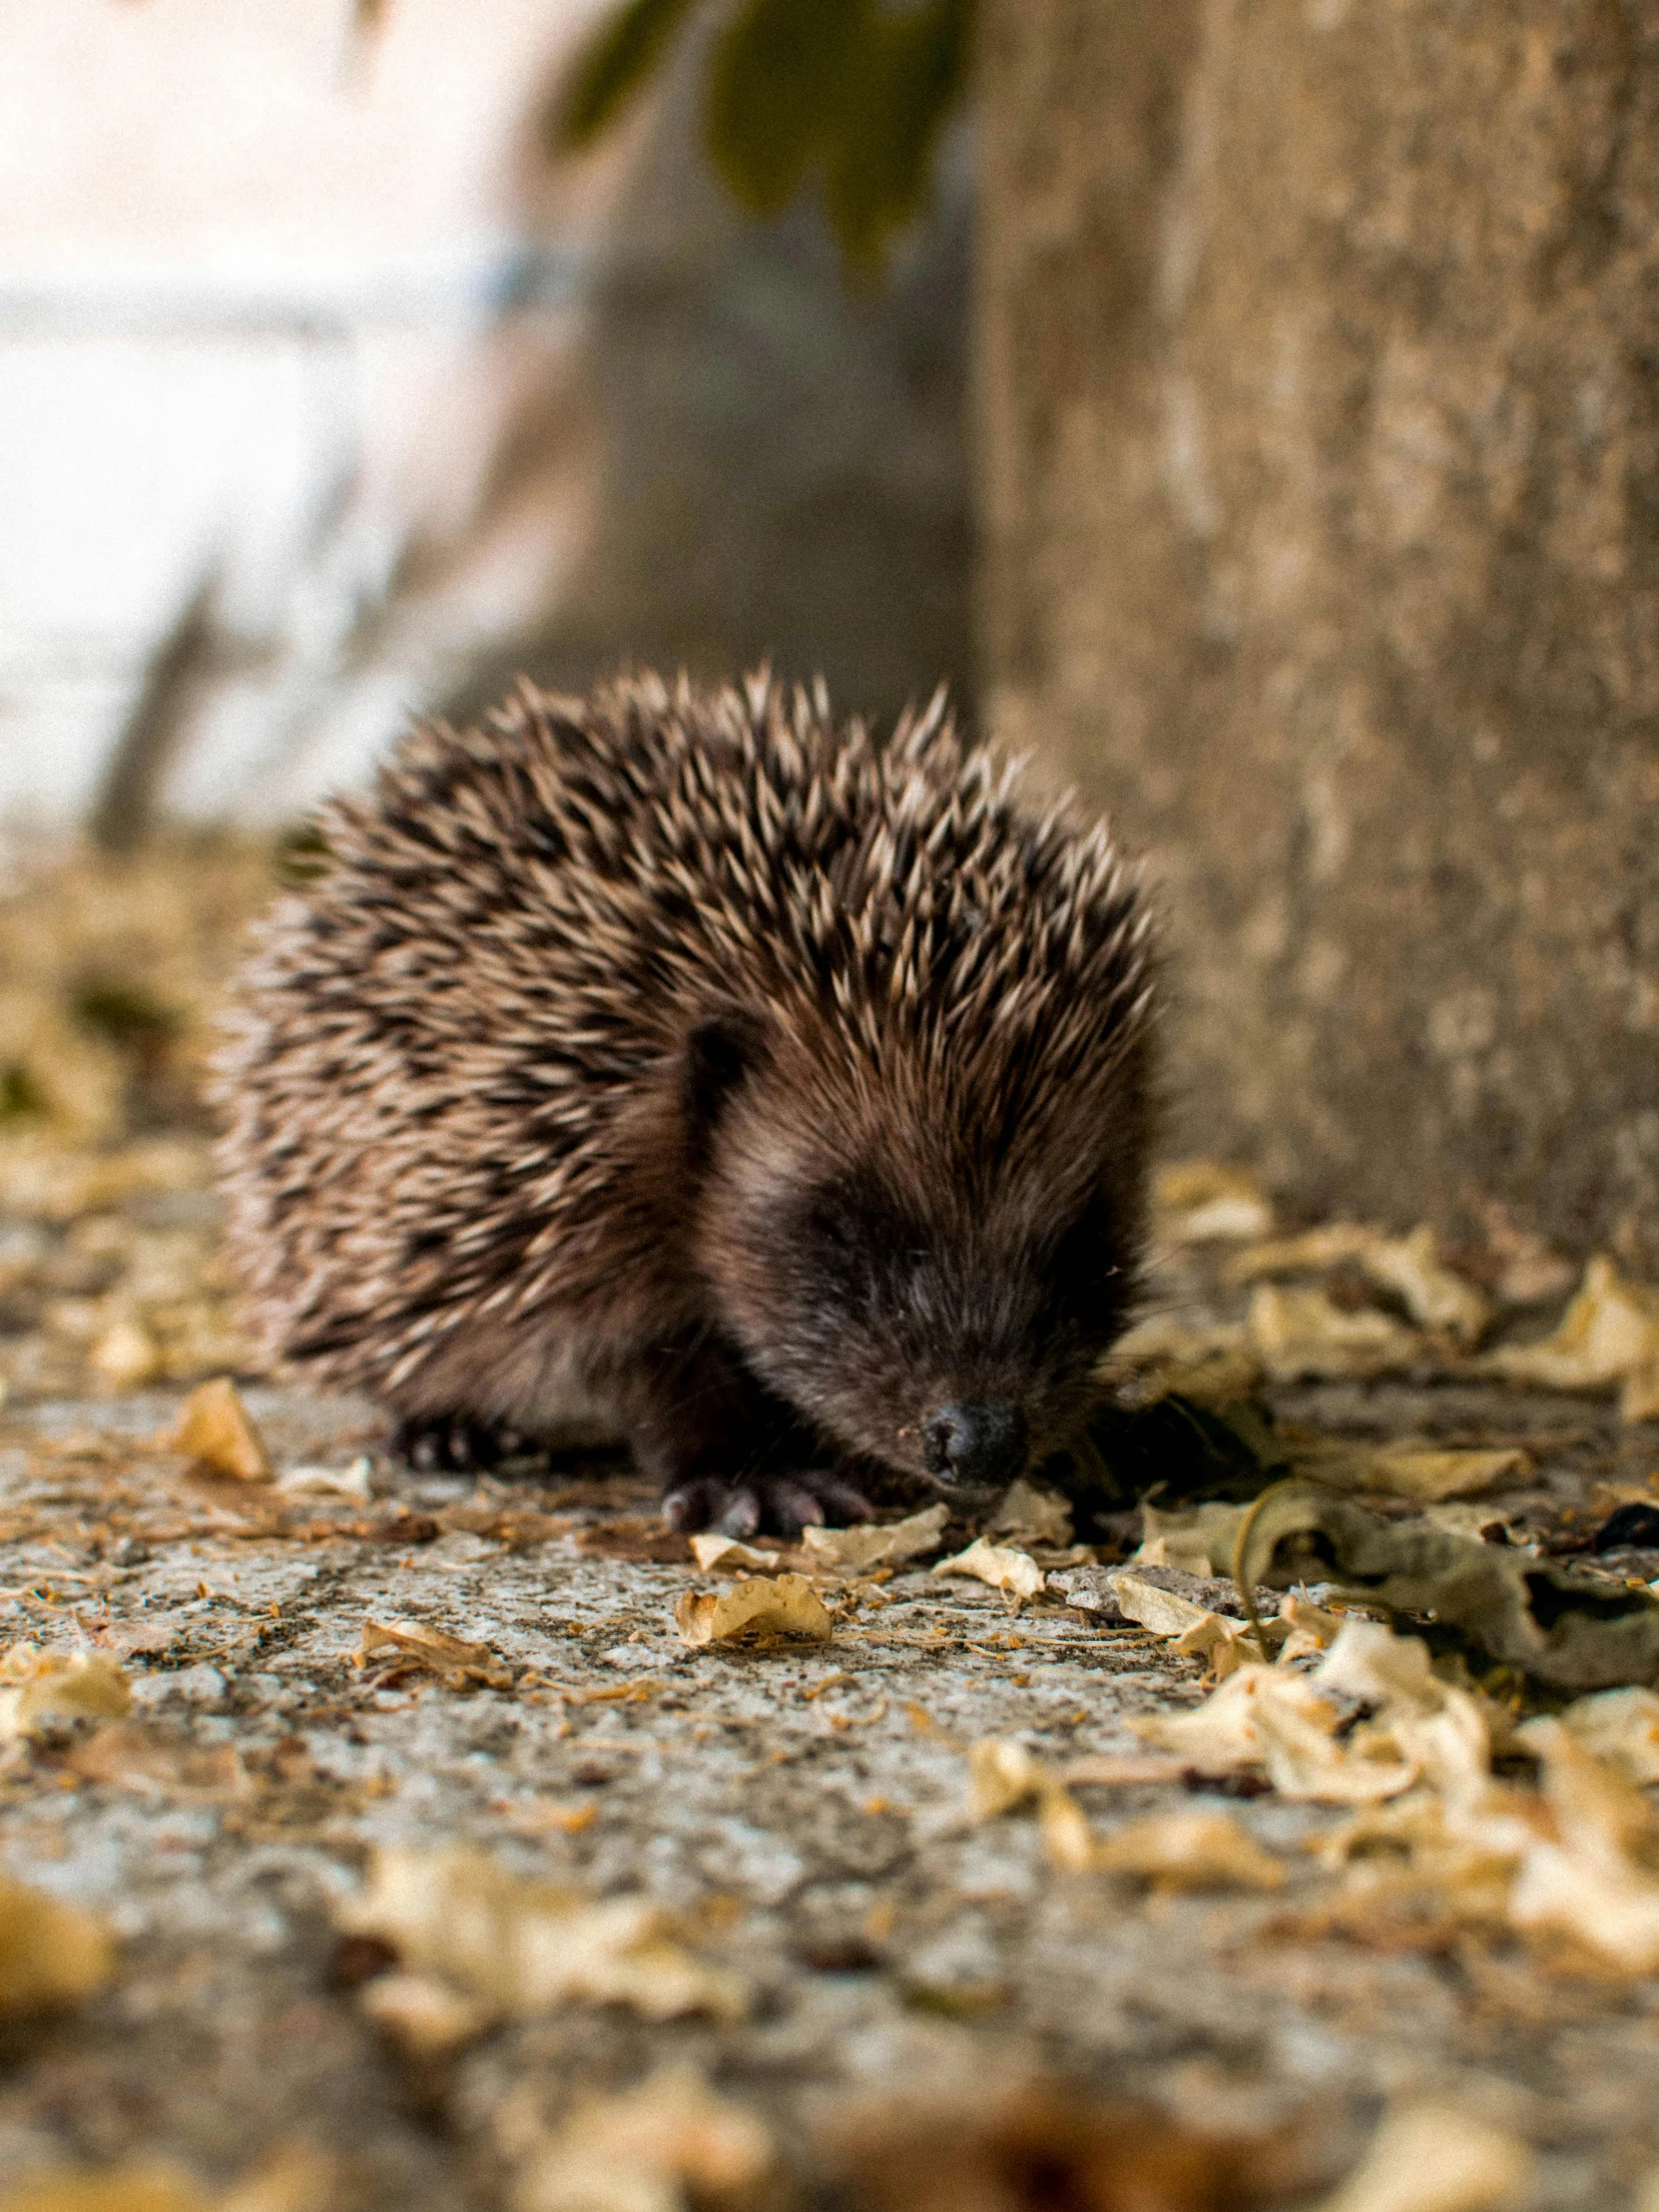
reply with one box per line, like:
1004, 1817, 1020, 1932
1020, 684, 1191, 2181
0, 0, 971, 832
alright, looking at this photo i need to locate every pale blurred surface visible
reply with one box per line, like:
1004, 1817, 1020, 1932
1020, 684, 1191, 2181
0, 0, 971, 830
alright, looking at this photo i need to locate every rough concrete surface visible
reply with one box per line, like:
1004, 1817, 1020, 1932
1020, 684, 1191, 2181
7, 1347, 1659, 2209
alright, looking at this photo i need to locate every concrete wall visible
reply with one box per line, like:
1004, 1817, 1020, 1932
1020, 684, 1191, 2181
977, 0, 1659, 1259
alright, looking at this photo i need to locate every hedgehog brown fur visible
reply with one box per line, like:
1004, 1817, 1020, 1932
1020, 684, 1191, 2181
215, 671, 1156, 1536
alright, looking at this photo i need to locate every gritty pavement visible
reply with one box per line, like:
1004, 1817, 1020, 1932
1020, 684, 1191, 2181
5, 1361, 1659, 2211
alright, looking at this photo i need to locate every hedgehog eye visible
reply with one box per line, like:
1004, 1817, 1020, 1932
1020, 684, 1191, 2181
807, 1205, 858, 1256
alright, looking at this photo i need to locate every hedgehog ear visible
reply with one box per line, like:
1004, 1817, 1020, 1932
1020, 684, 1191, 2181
683, 1008, 772, 1139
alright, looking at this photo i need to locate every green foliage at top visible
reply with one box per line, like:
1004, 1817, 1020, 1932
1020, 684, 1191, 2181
553, 0, 974, 277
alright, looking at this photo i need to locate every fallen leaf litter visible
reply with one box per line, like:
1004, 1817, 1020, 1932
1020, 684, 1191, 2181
5, 850, 1659, 2206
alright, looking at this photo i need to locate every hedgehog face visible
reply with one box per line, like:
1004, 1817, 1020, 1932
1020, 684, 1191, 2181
686, 1015, 1144, 1488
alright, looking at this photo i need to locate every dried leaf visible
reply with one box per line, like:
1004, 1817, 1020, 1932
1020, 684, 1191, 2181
1248, 1286, 1421, 1382
1236, 1481, 1659, 1691
358, 1969, 492, 2055
1349, 1447, 1529, 1503
276, 1457, 373, 1503
1092, 1811, 1286, 1892
0, 1644, 132, 1740
1483, 1256, 1659, 1420
1361, 1226, 1490, 1349
0, 2172, 208, 2212
358, 1619, 514, 1690
987, 1480, 1072, 1548
1505, 1724, 1659, 1968
337, 1848, 748, 2024
1518, 1685, 1659, 1785
966, 1736, 1046, 1822
674, 1572, 832, 1646
513, 2066, 772, 2212
1135, 1503, 1247, 1577
1318, 2102, 1532, 2212
688, 1533, 782, 1573
931, 1536, 1045, 1600
801, 1502, 948, 1571
0, 1870, 115, 2014
169, 1377, 272, 1481
1154, 1160, 1276, 1245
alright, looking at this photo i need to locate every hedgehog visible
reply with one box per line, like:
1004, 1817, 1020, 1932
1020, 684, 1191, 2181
215, 672, 1156, 1537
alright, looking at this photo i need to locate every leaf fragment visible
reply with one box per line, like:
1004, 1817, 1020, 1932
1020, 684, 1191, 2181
687, 1533, 782, 1573
674, 1572, 833, 1646
513, 2066, 773, 2212
0, 1644, 132, 1741
800, 1502, 948, 1571
1091, 1811, 1287, 1892
0, 1871, 115, 2015
358, 1619, 514, 1690
337, 1848, 749, 2026
169, 1377, 272, 1481
1483, 1255, 1659, 1420
930, 1536, 1044, 1601
1318, 2102, 1532, 2212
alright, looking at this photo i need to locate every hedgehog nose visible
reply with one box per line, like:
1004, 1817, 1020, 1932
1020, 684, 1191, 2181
920, 1400, 1029, 1489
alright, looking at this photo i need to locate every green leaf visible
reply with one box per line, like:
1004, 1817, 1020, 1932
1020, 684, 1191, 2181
704, 0, 863, 216
554, 0, 706, 153
825, 0, 973, 271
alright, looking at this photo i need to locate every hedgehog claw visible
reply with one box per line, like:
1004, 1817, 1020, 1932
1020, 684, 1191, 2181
393, 1414, 523, 1474
661, 1468, 875, 1539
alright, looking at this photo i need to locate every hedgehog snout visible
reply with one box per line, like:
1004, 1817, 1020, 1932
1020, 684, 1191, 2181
919, 1399, 1029, 1491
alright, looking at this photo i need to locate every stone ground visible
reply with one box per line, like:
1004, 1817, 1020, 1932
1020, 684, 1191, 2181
5, 843, 1659, 2209
6, 1356, 1659, 2211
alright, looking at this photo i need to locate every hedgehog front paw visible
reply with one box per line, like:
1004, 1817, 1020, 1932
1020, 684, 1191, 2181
661, 1468, 876, 1539
392, 1413, 526, 1474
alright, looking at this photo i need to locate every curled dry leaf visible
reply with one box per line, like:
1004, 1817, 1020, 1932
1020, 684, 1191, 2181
820, 2078, 1300, 2212
1236, 1481, 1659, 1691
674, 1573, 832, 1647
801, 1501, 949, 1571
359, 1969, 492, 2056
1092, 1811, 1286, 1892
276, 1457, 373, 1503
1483, 1255, 1659, 1421
688, 1533, 782, 1573
1504, 1723, 1659, 1968
511, 2066, 773, 2212
966, 1736, 1046, 1822
337, 1847, 748, 2025
358, 1619, 514, 1690
0, 2170, 209, 2212
1317, 2101, 1531, 2212
0, 1644, 131, 1741
1248, 1286, 1421, 1382
0, 1870, 115, 2014
931, 1536, 1045, 1601
1517, 1685, 1659, 1785
988, 1480, 1073, 1548
1347, 1447, 1529, 1503
1154, 1159, 1276, 1246
1136, 1502, 1246, 1576
169, 1378, 272, 1481
1360, 1226, 1490, 1349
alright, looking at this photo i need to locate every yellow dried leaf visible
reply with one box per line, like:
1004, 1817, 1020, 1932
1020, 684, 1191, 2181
1361, 1226, 1490, 1348
1505, 1725, 1659, 1969
687, 1533, 782, 1573
0, 2170, 209, 2212
513, 2066, 772, 2212
0, 1872, 115, 2015
1037, 1786, 1096, 1873
1249, 1285, 1420, 1382
337, 1848, 748, 2024
931, 1537, 1044, 1600
1153, 1160, 1275, 1245
169, 1377, 272, 1481
966, 1736, 1046, 1822
800, 1503, 949, 1572
1227, 1222, 1381, 1283
1106, 1570, 1225, 1640
987, 1480, 1073, 1548
90, 1317, 162, 1390
674, 1573, 832, 1647
1520, 1686, 1659, 1786
1319, 2102, 1532, 2212
1483, 1256, 1659, 1413
359, 1619, 514, 1689
0, 1644, 132, 1741
1092, 1811, 1286, 1892
359, 1969, 492, 2055
1134, 1500, 1246, 1575
1359, 1447, 1529, 1502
